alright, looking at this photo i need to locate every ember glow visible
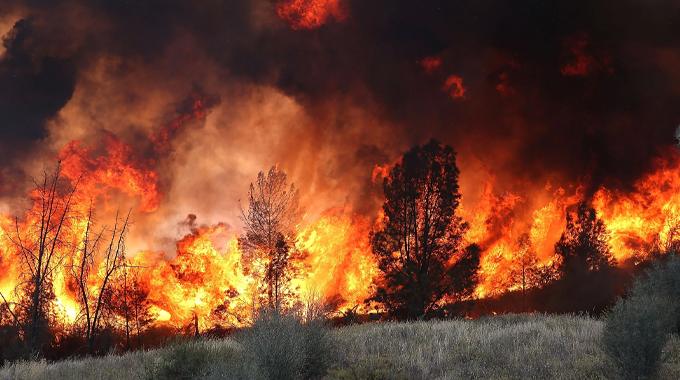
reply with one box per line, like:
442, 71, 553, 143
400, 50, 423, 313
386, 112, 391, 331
276, 0, 349, 30
1, 0, 680, 329
442, 75, 467, 99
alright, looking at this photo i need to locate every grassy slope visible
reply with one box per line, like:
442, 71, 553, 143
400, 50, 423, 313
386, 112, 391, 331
2, 314, 679, 380
331, 313, 608, 379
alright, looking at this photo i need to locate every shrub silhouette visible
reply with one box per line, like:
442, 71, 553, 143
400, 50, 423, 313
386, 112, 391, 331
602, 256, 680, 379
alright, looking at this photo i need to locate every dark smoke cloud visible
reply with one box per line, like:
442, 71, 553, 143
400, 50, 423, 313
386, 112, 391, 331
2, 0, 680, 204
0, 17, 75, 165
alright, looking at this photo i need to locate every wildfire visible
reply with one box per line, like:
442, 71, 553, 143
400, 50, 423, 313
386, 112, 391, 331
151, 89, 221, 155
593, 149, 680, 261
463, 148, 680, 297
3, 120, 680, 328
135, 206, 379, 327
141, 225, 249, 328
420, 56, 442, 74
295, 206, 378, 310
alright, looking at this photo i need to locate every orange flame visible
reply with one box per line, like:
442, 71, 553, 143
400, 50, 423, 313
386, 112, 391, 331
59, 133, 162, 212
140, 225, 249, 327
561, 32, 613, 76
137, 206, 378, 327
295, 206, 378, 309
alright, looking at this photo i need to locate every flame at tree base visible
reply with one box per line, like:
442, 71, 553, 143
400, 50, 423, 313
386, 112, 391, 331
3, 145, 680, 330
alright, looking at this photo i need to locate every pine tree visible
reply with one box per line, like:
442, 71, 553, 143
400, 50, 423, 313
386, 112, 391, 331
369, 140, 479, 319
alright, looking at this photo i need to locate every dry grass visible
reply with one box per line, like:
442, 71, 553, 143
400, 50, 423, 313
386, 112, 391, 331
0, 349, 153, 380
1, 314, 679, 380
329, 313, 608, 380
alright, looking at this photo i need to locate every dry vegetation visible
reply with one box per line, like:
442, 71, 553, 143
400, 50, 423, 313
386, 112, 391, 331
3, 313, 679, 380
329, 314, 608, 380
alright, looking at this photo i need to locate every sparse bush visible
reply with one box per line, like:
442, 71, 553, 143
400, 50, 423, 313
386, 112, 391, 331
12, 313, 678, 380
240, 309, 306, 380
239, 296, 335, 380
202, 340, 263, 380
628, 256, 680, 306
301, 316, 334, 379
300, 293, 336, 379
602, 295, 676, 379
602, 256, 680, 380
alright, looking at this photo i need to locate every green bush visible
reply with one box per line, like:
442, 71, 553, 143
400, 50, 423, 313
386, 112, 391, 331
602, 256, 680, 380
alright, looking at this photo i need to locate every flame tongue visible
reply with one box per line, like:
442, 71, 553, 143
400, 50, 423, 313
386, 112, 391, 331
151, 90, 221, 155
59, 133, 162, 212
142, 225, 248, 327
139, 206, 379, 326
295, 206, 378, 310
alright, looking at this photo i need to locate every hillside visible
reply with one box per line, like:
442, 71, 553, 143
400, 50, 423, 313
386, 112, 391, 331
2, 313, 679, 380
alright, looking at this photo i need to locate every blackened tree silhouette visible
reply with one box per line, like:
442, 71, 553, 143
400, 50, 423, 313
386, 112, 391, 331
369, 140, 479, 320
544, 201, 619, 314
555, 201, 616, 275
1, 163, 81, 357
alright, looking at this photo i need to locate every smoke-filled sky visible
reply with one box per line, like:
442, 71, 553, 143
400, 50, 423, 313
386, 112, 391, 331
1, 0, 680, 253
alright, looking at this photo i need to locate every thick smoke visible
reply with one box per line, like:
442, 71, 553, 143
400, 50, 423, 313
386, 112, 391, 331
0, 15, 75, 195
1, 0, 680, 252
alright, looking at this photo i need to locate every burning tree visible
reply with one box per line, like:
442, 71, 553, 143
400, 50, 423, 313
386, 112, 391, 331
239, 166, 306, 310
645, 213, 680, 260
369, 140, 480, 319
69, 207, 131, 355
555, 201, 616, 275
547, 201, 619, 313
1, 163, 81, 357
507, 233, 541, 312
107, 262, 152, 351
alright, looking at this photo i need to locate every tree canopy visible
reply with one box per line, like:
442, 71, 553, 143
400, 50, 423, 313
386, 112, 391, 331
555, 201, 616, 275
369, 140, 479, 319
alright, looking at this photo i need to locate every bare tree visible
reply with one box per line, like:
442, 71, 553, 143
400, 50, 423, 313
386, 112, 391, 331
69, 207, 131, 355
107, 262, 152, 351
1, 163, 81, 357
239, 166, 305, 310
